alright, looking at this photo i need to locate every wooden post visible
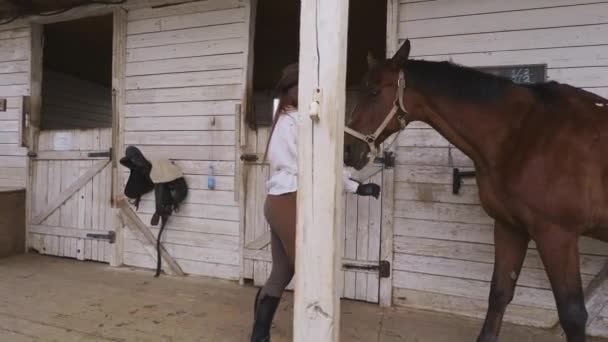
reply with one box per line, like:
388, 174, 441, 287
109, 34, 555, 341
294, 1, 349, 341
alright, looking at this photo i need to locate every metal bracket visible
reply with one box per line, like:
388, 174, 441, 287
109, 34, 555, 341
452, 168, 476, 195
240, 153, 259, 162
86, 231, 116, 244
374, 151, 396, 169
88, 149, 112, 159
342, 260, 391, 278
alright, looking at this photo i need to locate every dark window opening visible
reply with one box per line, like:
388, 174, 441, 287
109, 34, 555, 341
248, 0, 387, 128
40, 14, 113, 130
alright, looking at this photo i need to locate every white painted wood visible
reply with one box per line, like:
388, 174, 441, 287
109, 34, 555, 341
401, 3, 608, 39
126, 100, 238, 118
125, 115, 236, 131
126, 54, 244, 76
294, 0, 349, 340
393, 288, 557, 328
118, 201, 185, 276
126, 84, 242, 103
126, 23, 246, 49
127, 37, 245, 63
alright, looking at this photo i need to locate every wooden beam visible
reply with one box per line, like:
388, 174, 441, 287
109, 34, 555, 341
379, 167, 395, 307
294, 1, 349, 341
31, 159, 110, 225
118, 200, 185, 277
111, 7, 128, 267
244, 231, 270, 250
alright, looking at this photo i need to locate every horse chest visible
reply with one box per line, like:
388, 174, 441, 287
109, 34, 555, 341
476, 174, 517, 225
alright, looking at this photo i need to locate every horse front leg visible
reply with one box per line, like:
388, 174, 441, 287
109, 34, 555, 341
536, 227, 587, 342
477, 220, 529, 342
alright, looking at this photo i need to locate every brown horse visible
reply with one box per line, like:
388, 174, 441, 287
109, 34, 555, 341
343, 39, 608, 342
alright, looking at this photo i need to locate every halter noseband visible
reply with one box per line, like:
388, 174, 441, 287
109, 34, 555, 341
345, 70, 409, 155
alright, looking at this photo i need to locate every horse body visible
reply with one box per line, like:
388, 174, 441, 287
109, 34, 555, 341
345, 40, 608, 342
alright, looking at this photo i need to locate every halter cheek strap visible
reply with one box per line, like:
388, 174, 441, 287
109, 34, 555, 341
345, 70, 409, 155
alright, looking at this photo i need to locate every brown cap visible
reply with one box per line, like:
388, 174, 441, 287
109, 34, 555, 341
275, 63, 299, 94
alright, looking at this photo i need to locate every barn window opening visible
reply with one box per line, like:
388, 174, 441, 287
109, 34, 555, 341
248, 0, 387, 128
40, 14, 113, 130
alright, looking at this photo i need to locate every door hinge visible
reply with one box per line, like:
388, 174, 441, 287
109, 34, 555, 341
86, 231, 116, 244
342, 260, 391, 278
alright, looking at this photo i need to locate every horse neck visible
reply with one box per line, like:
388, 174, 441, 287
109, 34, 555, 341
414, 94, 521, 171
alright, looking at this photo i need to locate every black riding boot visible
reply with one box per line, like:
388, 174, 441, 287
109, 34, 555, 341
250, 289, 281, 342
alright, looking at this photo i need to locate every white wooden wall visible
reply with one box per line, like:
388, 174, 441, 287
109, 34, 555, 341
394, 0, 608, 335
121, 0, 247, 280
0, 25, 29, 188
41, 70, 112, 130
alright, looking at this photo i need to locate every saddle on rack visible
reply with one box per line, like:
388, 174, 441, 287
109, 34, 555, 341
120, 146, 188, 277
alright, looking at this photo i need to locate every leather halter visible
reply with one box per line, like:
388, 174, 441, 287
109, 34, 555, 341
345, 70, 409, 155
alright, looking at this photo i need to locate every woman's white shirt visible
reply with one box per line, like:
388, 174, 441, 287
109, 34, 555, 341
266, 110, 360, 195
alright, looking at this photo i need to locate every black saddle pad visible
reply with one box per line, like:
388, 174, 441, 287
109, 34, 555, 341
120, 146, 154, 200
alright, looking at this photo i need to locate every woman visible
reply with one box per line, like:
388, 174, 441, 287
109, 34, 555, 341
250, 63, 381, 342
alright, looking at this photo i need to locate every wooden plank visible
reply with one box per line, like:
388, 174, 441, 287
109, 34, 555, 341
355, 195, 370, 300
134, 145, 235, 161
126, 54, 243, 76
396, 165, 476, 185
126, 69, 243, 90
0, 60, 28, 74
128, 0, 245, 21
125, 115, 235, 131
400, 0, 608, 20
129, 7, 245, 35
0, 72, 28, 86
393, 288, 557, 328
126, 22, 246, 49
29, 225, 112, 239
394, 236, 608, 276
549, 67, 608, 88
125, 130, 235, 146
584, 261, 608, 329
245, 231, 271, 250
31, 160, 110, 225
401, 3, 608, 39
366, 173, 382, 303
379, 167, 394, 307
395, 200, 493, 225
0, 155, 26, 167
395, 182, 481, 205
0, 85, 29, 97
126, 84, 242, 103
118, 201, 185, 276
138, 188, 236, 206
126, 100, 238, 118
126, 37, 245, 63
0, 132, 18, 143
137, 200, 239, 222
0, 28, 29, 40
344, 193, 357, 299
124, 226, 239, 251
124, 237, 239, 266
406, 24, 608, 57
393, 271, 557, 310
294, 0, 349, 339
33, 150, 111, 160
394, 253, 593, 290
396, 146, 473, 167
419, 45, 608, 69
398, 128, 449, 147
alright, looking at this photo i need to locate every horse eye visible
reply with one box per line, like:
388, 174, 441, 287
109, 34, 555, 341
370, 88, 380, 96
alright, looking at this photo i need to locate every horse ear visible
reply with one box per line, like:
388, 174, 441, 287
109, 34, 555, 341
367, 51, 378, 69
391, 39, 411, 66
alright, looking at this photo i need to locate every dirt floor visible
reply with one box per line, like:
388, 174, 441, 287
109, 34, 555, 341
0, 254, 605, 342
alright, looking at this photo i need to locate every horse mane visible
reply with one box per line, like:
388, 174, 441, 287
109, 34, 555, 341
404, 59, 514, 104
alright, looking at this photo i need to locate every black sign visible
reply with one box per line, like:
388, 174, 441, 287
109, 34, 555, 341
476, 64, 547, 84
